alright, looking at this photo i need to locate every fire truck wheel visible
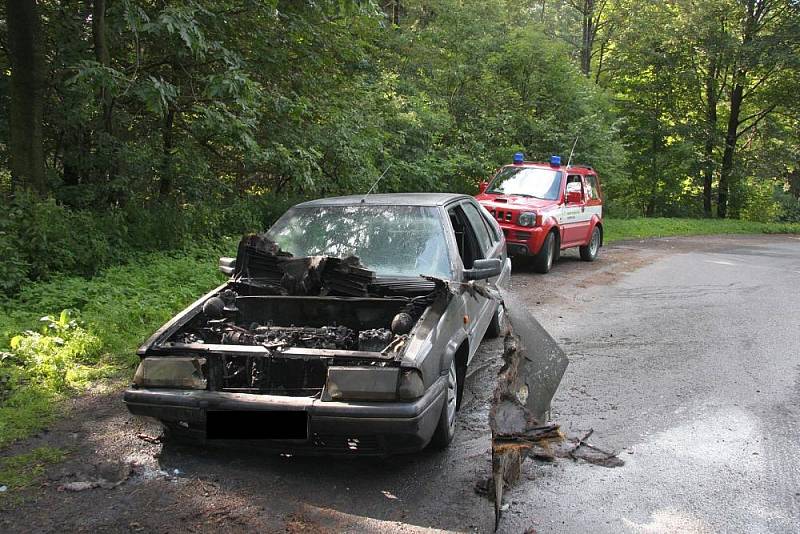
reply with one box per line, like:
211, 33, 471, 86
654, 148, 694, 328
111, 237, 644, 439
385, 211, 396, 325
533, 231, 556, 273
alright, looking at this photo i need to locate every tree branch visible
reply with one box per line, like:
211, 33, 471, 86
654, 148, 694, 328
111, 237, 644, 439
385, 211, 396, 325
736, 104, 776, 138
742, 64, 780, 100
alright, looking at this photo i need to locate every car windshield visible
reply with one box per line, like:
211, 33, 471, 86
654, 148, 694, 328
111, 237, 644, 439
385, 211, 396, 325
487, 167, 563, 200
267, 205, 452, 279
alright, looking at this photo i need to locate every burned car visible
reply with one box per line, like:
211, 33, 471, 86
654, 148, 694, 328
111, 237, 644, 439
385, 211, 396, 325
124, 193, 511, 454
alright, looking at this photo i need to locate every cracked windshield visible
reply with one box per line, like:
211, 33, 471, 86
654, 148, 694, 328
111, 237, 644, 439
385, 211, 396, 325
268, 205, 452, 278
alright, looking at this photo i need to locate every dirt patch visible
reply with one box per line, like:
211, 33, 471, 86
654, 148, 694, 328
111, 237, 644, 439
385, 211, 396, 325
510, 243, 664, 307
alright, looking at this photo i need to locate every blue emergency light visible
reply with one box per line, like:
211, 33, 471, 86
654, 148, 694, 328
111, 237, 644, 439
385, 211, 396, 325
550, 155, 561, 166
513, 152, 525, 164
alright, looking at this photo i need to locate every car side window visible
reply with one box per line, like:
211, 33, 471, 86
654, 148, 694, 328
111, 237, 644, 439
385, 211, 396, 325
461, 202, 493, 255
448, 205, 483, 269
585, 175, 601, 200
565, 175, 585, 202
477, 204, 501, 243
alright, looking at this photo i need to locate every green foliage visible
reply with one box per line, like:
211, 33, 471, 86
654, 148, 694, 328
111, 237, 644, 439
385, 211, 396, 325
775, 192, 800, 223
0, 309, 103, 447
0, 244, 229, 447
8, 310, 104, 392
739, 178, 782, 223
0, 0, 634, 295
0, 191, 288, 295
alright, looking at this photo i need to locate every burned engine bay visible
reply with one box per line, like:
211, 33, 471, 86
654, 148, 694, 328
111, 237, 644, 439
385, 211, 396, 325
159, 234, 448, 397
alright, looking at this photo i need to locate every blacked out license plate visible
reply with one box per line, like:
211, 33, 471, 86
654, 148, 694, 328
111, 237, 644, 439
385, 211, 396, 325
205, 410, 308, 440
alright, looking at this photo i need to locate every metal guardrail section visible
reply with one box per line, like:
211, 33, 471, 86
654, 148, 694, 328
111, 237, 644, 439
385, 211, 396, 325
489, 288, 569, 528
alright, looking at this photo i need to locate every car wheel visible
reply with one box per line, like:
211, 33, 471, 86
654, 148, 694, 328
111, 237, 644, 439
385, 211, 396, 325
430, 359, 458, 449
533, 231, 556, 273
485, 302, 505, 338
580, 226, 601, 261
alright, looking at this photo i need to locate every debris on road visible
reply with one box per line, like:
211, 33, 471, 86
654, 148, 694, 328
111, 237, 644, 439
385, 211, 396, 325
136, 433, 162, 444
60, 481, 100, 492
565, 429, 624, 468
488, 288, 569, 528
55, 460, 135, 492
59, 477, 128, 492
486, 289, 624, 528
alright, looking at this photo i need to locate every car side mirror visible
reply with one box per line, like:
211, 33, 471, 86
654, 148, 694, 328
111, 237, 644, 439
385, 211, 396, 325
566, 191, 583, 204
478, 181, 489, 194
464, 258, 502, 281
219, 257, 236, 276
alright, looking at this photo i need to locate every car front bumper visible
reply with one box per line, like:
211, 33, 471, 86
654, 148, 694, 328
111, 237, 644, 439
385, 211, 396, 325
502, 225, 547, 256
123, 375, 446, 455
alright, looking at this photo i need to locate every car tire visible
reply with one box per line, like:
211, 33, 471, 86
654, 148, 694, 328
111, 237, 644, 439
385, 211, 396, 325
533, 231, 556, 274
430, 359, 458, 450
580, 226, 601, 261
485, 302, 505, 338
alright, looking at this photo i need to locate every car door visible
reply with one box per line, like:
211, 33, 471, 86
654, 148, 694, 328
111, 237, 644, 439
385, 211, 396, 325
457, 200, 504, 353
560, 174, 591, 245
584, 173, 603, 220
476, 202, 512, 292
445, 202, 484, 354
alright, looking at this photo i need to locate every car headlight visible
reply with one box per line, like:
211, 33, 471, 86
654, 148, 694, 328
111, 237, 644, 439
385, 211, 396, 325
133, 357, 207, 389
324, 366, 399, 401
397, 368, 425, 400
518, 212, 537, 227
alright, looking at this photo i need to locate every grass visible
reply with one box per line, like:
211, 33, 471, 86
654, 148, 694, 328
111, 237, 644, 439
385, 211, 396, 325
0, 446, 68, 497
604, 217, 800, 243
0, 239, 236, 449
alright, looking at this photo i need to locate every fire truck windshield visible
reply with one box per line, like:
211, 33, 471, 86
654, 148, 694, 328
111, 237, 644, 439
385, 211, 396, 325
486, 167, 563, 200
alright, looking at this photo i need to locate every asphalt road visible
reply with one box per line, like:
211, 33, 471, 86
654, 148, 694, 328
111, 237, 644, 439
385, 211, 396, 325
1, 235, 798, 533
502, 235, 800, 533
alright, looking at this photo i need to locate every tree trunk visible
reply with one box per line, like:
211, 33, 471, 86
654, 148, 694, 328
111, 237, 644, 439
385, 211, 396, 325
646, 130, 659, 217
92, 0, 113, 133
6, 0, 47, 194
580, 0, 595, 76
594, 39, 606, 84
789, 166, 800, 199
702, 58, 718, 218
159, 109, 176, 197
383, 1, 401, 25
718, 81, 743, 219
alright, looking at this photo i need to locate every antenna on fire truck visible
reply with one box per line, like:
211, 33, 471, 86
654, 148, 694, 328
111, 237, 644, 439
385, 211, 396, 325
566, 136, 579, 169
361, 164, 393, 203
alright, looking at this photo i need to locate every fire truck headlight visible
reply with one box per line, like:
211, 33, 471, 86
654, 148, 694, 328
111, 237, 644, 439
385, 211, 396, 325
518, 212, 537, 227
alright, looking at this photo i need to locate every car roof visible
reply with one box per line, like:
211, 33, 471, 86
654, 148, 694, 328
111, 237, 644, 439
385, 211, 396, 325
294, 193, 472, 208
502, 162, 596, 174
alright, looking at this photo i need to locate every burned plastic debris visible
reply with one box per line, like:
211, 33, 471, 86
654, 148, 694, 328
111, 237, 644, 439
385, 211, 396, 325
357, 329, 394, 352
221, 324, 357, 350
487, 288, 623, 528
488, 288, 568, 523
232, 234, 374, 297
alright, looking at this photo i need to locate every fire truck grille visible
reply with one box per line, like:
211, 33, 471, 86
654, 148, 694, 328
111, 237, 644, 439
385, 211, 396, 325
491, 210, 513, 222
